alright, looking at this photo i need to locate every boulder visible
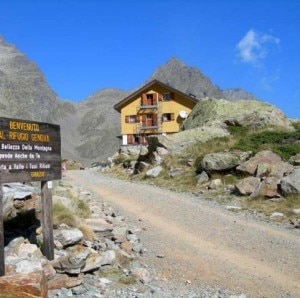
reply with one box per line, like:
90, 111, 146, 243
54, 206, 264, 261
146, 166, 163, 178
237, 150, 293, 178
251, 177, 280, 198
146, 125, 230, 154
280, 168, 300, 195
235, 177, 261, 196
0, 271, 47, 298
199, 151, 252, 173
182, 98, 294, 131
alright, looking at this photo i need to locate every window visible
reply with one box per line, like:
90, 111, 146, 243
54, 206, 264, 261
162, 93, 171, 101
125, 115, 137, 123
146, 94, 154, 100
146, 114, 153, 120
162, 113, 175, 121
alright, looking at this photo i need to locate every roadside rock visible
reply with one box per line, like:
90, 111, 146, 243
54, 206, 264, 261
146, 166, 163, 178
146, 125, 230, 154
197, 171, 210, 185
280, 168, 300, 195
199, 150, 252, 173
237, 150, 293, 178
235, 177, 261, 196
251, 177, 280, 198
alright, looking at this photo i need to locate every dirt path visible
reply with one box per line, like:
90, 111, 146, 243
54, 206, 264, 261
67, 170, 300, 297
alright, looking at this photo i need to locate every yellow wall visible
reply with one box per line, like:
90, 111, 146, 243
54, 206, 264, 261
120, 84, 196, 135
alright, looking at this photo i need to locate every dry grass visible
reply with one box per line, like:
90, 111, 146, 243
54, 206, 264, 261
242, 194, 300, 220
78, 224, 96, 241
52, 202, 79, 228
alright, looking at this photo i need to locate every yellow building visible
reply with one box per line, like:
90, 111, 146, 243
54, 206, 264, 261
114, 79, 198, 145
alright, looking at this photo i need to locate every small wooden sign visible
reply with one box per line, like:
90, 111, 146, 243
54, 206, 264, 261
0, 117, 61, 183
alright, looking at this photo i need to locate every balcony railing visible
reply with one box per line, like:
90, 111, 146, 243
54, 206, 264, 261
140, 125, 159, 130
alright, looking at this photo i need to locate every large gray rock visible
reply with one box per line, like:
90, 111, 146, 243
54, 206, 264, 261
199, 151, 251, 172
147, 125, 230, 154
182, 98, 294, 131
280, 168, 300, 195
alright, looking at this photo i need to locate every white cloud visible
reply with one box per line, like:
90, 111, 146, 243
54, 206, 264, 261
236, 29, 280, 66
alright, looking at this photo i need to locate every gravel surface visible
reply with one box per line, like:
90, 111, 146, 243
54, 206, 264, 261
67, 170, 300, 298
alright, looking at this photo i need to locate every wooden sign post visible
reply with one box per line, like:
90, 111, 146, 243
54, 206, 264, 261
0, 117, 61, 276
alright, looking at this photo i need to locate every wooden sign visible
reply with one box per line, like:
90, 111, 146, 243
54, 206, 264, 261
0, 117, 61, 276
0, 117, 61, 183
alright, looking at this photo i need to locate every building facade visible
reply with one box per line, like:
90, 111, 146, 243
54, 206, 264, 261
114, 80, 198, 145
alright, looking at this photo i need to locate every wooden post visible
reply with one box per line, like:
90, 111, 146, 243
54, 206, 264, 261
41, 181, 54, 260
0, 185, 4, 276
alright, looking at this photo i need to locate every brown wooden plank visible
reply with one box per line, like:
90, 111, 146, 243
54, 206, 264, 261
0, 185, 4, 276
41, 181, 54, 260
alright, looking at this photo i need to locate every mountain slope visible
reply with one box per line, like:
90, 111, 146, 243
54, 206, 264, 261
147, 57, 224, 99
0, 36, 74, 122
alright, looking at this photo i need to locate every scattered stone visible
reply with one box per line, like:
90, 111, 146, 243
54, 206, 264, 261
169, 167, 184, 178
146, 166, 163, 178
209, 179, 223, 190
270, 212, 285, 221
226, 206, 242, 212
291, 208, 300, 215
131, 267, 151, 284
53, 227, 84, 248
197, 171, 210, 185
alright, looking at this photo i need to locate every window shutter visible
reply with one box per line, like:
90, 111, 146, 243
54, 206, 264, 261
153, 113, 157, 125
171, 113, 175, 121
153, 93, 157, 104
136, 114, 141, 122
158, 94, 163, 101
170, 92, 175, 100
141, 93, 146, 106
125, 116, 129, 123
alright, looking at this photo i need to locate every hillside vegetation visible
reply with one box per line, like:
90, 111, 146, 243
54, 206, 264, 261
107, 115, 300, 223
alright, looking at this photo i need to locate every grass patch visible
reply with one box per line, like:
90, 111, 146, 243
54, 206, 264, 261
52, 202, 78, 228
78, 224, 96, 241
232, 125, 300, 161
66, 189, 91, 219
242, 194, 300, 219
118, 276, 137, 285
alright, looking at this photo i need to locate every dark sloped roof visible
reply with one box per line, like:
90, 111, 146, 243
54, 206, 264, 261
113, 79, 198, 112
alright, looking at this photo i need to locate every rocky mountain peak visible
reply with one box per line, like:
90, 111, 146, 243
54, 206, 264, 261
147, 57, 224, 99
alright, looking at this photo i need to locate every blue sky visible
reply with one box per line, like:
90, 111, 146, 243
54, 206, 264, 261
1, 0, 299, 118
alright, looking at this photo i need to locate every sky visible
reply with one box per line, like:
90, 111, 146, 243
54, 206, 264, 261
0, 0, 300, 118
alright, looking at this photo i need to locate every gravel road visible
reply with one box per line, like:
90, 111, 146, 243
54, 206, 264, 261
67, 170, 300, 298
